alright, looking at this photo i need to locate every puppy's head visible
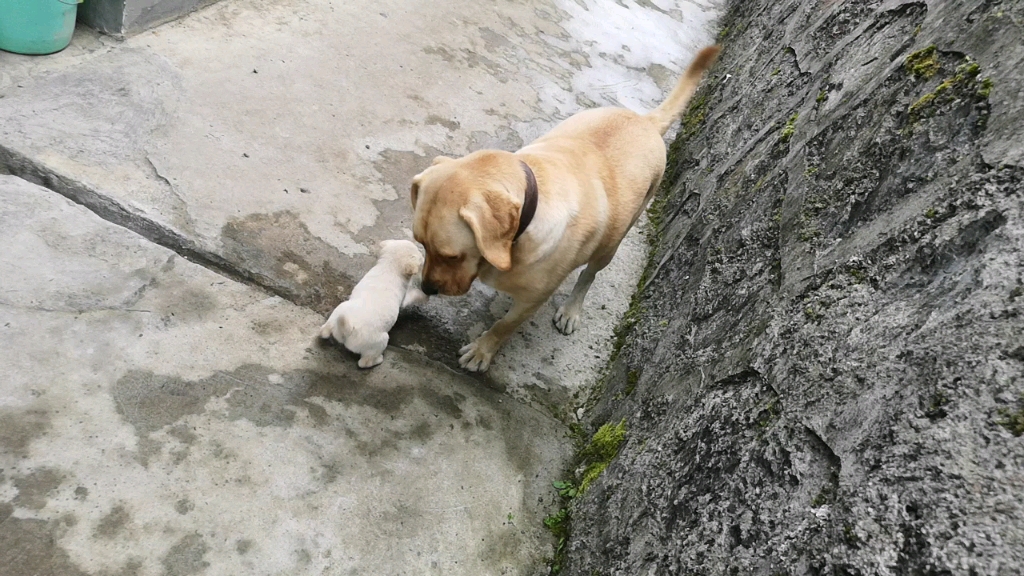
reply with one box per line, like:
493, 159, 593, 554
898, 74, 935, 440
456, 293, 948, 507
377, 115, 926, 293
378, 239, 424, 278
410, 151, 525, 296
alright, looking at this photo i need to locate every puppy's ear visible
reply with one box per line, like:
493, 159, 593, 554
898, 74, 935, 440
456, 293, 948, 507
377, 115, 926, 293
431, 156, 453, 166
459, 192, 519, 272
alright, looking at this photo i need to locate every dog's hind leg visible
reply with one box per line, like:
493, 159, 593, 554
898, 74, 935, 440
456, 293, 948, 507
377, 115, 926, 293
553, 254, 610, 335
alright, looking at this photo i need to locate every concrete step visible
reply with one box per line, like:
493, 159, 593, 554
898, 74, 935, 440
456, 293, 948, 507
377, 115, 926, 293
0, 174, 572, 575
0, 0, 718, 413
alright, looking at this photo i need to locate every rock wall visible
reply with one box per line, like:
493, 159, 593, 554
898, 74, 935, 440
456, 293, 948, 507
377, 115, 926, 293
566, 0, 1023, 574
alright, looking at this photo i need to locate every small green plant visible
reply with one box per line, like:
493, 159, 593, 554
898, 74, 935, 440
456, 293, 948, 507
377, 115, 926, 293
811, 491, 828, 507
543, 421, 627, 572
771, 67, 781, 77
718, 26, 730, 40
816, 90, 828, 104
905, 45, 940, 78
543, 506, 570, 573
925, 391, 950, 419
780, 113, 798, 143
756, 400, 780, 428
924, 207, 937, 219
624, 371, 640, 396
507, 512, 515, 523
553, 480, 578, 499
811, 483, 836, 507
798, 222, 820, 242
978, 77, 994, 98
998, 398, 1024, 436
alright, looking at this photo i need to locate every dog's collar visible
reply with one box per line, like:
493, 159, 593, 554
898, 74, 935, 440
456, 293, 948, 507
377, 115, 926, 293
514, 161, 538, 242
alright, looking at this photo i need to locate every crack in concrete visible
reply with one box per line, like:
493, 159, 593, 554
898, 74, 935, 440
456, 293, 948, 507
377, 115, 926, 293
145, 154, 198, 236
0, 143, 296, 311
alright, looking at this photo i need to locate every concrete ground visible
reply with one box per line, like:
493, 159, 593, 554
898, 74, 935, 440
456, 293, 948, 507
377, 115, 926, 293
0, 0, 718, 574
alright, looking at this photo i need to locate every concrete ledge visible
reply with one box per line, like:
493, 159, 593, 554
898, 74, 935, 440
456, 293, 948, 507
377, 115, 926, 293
80, 0, 220, 35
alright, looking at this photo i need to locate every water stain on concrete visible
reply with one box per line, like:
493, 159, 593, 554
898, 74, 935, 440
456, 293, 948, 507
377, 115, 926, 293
111, 363, 474, 461
235, 538, 253, 555
426, 114, 460, 132
174, 498, 194, 515
0, 408, 50, 458
221, 211, 360, 315
95, 503, 130, 538
162, 533, 209, 576
466, 127, 524, 152
12, 467, 64, 511
361, 146, 450, 248
0, 506, 89, 576
422, 46, 510, 82
646, 62, 676, 93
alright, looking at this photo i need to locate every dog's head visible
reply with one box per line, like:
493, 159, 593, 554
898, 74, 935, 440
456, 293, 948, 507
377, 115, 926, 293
410, 151, 525, 296
378, 239, 424, 278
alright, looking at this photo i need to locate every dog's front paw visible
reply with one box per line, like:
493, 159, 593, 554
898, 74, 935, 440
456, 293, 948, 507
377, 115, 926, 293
459, 339, 495, 372
553, 305, 582, 335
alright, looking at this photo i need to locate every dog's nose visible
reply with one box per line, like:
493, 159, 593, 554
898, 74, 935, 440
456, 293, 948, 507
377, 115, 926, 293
421, 281, 439, 296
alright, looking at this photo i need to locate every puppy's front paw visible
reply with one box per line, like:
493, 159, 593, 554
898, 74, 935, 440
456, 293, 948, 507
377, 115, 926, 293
553, 305, 582, 335
358, 354, 384, 369
459, 339, 495, 372
402, 287, 429, 308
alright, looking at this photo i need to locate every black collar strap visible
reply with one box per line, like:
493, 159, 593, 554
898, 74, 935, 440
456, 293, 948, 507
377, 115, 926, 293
514, 161, 538, 242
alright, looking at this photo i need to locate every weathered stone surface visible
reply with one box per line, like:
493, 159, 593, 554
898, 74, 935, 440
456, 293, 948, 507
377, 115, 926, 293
0, 175, 571, 575
566, 1, 1024, 574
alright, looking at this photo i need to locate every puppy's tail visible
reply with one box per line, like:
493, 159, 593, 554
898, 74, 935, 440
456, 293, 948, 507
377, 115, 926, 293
646, 45, 721, 136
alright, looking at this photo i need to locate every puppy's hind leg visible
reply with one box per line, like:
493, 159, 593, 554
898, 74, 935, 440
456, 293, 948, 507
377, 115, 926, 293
357, 333, 389, 369
554, 251, 615, 335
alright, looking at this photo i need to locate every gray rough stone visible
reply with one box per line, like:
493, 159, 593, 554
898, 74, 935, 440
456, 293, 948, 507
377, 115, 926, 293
565, 1, 1024, 574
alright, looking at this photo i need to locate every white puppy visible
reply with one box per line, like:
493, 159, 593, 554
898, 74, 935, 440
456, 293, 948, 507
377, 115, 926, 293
318, 239, 428, 368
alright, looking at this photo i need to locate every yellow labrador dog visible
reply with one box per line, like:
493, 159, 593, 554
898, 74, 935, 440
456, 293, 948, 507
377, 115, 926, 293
411, 46, 720, 372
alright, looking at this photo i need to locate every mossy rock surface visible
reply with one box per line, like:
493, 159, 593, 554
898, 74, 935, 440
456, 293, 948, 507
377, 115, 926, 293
563, 0, 1024, 575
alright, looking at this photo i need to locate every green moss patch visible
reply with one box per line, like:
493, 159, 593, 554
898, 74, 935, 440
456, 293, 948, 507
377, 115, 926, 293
680, 93, 710, 140
542, 419, 628, 573
780, 113, 798, 143
578, 419, 628, 492
905, 45, 940, 78
908, 57, 992, 123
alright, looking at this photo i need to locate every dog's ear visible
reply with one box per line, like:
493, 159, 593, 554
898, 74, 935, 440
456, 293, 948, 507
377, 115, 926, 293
410, 174, 422, 211
411, 158, 452, 210
459, 192, 519, 272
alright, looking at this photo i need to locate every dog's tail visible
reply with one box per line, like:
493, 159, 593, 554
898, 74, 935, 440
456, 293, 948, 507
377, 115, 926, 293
646, 45, 721, 136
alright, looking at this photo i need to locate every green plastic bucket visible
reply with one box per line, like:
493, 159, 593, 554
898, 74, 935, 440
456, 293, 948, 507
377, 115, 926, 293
0, 0, 79, 55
